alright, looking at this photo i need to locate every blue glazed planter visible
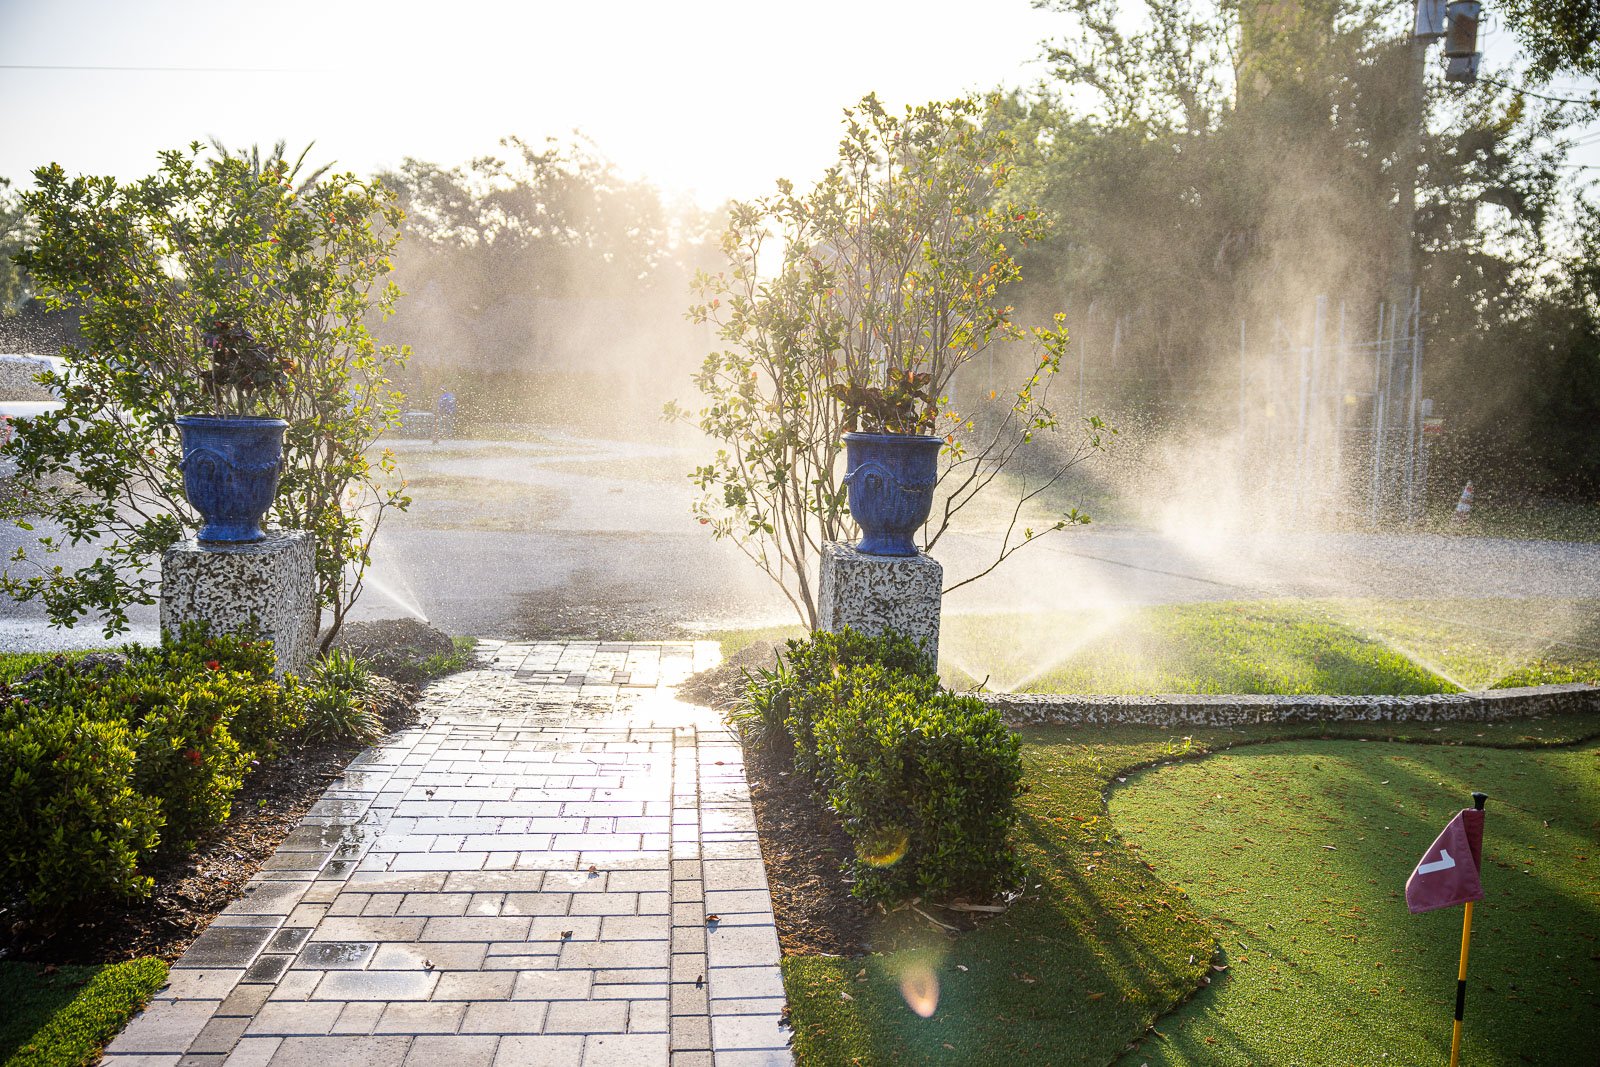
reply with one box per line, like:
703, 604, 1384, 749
176, 415, 288, 543
843, 432, 943, 556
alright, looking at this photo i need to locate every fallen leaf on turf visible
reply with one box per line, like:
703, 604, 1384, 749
1212, 964, 1228, 971
956, 964, 969, 972
840, 991, 853, 1001
1087, 991, 1105, 1000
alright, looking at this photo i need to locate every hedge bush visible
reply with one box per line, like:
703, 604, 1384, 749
743, 628, 1022, 904
0, 703, 162, 909
766, 628, 936, 780
0, 626, 377, 914
814, 664, 1023, 902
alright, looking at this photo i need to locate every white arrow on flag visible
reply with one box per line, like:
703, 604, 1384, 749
1416, 849, 1457, 876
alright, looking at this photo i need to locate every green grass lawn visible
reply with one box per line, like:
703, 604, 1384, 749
715, 598, 1600, 696
1419, 498, 1600, 544
0, 958, 167, 1067
782, 714, 1600, 1066
933, 598, 1600, 695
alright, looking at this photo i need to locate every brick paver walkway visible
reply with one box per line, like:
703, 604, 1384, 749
103, 641, 792, 1067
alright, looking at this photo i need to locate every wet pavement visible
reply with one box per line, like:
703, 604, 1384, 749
102, 641, 792, 1067
3, 433, 1599, 649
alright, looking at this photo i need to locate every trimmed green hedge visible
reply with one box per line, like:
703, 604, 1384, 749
0, 704, 161, 907
743, 629, 1022, 903
0, 627, 367, 914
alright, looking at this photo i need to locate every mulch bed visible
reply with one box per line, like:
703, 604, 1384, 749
0, 678, 418, 966
742, 738, 874, 957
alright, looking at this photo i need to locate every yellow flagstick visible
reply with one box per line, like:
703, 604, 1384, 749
1449, 900, 1474, 1067
1449, 791, 1488, 1067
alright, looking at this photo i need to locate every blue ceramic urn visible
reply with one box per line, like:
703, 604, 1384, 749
842, 432, 942, 556
176, 415, 288, 543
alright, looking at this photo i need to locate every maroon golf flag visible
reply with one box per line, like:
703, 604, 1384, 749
1405, 808, 1485, 914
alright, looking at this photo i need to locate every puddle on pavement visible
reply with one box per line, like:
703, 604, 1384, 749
296, 941, 377, 969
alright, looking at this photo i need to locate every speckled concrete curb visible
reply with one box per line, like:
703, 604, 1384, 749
978, 682, 1600, 727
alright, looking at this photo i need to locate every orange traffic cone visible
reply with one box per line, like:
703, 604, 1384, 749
1452, 481, 1474, 524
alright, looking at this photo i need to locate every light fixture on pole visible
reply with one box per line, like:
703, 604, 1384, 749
1414, 0, 1482, 84
1414, 0, 1446, 40
1442, 0, 1482, 84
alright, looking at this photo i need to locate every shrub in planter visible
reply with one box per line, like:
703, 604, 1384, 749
223, 677, 303, 760
0, 625, 380, 914
145, 626, 301, 757
0, 702, 162, 909
160, 625, 278, 681
740, 628, 1023, 904
813, 669, 1023, 903
732, 662, 798, 755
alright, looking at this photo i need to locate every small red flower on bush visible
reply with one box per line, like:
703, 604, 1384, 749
205, 659, 221, 671
184, 749, 203, 766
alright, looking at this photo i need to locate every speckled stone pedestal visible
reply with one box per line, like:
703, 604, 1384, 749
817, 541, 942, 662
161, 531, 317, 678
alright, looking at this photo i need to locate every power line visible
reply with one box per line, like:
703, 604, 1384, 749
0, 64, 319, 73
1479, 76, 1600, 107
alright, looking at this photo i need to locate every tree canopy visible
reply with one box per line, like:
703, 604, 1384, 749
1017, 0, 1598, 494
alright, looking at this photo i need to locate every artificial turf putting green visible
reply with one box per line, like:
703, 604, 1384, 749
1110, 740, 1600, 1065
0, 957, 168, 1067
781, 714, 1600, 1066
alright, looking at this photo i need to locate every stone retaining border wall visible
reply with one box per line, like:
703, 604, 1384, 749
979, 682, 1600, 728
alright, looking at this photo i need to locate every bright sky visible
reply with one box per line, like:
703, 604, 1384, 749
0, 0, 1593, 208
0, 0, 1061, 207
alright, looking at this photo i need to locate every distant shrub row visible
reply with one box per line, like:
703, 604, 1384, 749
0, 627, 379, 913
741, 628, 1023, 904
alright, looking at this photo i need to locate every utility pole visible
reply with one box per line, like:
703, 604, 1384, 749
1402, 0, 1484, 306
1392, 24, 1429, 313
